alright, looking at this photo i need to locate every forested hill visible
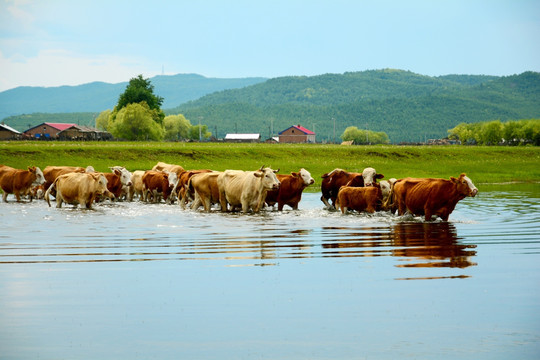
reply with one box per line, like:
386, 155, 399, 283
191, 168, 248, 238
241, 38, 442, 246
0, 74, 267, 120
168, 70, 539, 143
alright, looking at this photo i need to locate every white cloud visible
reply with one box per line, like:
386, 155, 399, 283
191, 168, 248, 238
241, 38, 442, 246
0, 49, 158, 91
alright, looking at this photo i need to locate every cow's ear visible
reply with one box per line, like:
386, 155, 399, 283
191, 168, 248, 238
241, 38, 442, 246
273, 168, 279, 173
291, 172, 298, 177
450, 177, 458, 183
254, 171, 263, 178
28, 166, 36, 172
114, 168, 121, 176
375, 173, 384, 179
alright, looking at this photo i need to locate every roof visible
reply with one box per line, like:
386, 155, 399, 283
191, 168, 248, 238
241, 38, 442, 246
25, 122, 78, 133
225, 133, 261, 140
59, 124, 102, 133
0, 123, 21, 134
278, 125, 315, 135
45, 122, 78, 131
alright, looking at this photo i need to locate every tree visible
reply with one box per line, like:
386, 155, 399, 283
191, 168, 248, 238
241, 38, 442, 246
188, 124, 212, 141
95, 109, 111, 131
163, 114, 192, 141
114, 75, 165, 124
340, 126, 390, 145
108, 102, 164, 141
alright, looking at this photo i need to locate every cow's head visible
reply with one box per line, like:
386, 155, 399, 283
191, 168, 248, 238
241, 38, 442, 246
362, 167, 384, 186
110, 166, 132, 187
452, 173, 478, 197
294, 168, 315, 186
165, 170, 179, 189
255, 167, 280, 190
92, 173, 115, 199
29, 166, 46, 186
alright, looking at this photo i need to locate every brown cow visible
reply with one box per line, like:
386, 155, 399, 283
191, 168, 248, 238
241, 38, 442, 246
265, 168, 315, 210
401, 173, 478, 221
320, 167, 384, 209
388, 177, 428, 215
0, 165, 45, 202
45, 172, 113, 209
103, 167, 132, 200
43, 165, 95, 191
142, 170, 178, 204
187, 171, 222, 212
176, 169, 213, 208
335, 185, 383, 214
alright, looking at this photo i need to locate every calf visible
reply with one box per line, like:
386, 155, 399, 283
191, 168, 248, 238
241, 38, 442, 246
187, 171, 222, 212
142, 170, 178, 204
320, 167, 384, 209
0, 165, 45, 202
103, 166, 132, 200
177, 169, 213, 208
265, 168, 314, 210
335, 185, 383, 214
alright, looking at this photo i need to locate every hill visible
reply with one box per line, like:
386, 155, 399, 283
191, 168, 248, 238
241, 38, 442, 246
2, 70, 538, 143
167, 70, 539, 143
0, 73, 267, 121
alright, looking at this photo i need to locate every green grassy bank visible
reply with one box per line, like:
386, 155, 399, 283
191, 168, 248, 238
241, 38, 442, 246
1, 141, 539, 189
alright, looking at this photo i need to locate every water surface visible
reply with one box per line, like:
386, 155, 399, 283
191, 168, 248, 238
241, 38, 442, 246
1, 185, 539, 359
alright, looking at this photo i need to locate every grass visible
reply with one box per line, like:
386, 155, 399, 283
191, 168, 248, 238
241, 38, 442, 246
1, 141, 539, 190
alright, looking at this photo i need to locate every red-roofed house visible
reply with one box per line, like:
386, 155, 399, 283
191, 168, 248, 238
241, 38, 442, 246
278, 124, 316, 143
24, 122, 78, 139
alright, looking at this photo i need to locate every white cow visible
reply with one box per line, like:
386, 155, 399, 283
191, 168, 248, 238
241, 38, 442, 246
217, 166, 280, 213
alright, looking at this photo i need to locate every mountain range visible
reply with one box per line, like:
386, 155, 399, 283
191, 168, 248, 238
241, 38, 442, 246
2, 69, 538, 143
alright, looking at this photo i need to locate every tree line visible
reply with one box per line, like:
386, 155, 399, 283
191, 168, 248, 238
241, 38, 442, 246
448, 119, 540, 145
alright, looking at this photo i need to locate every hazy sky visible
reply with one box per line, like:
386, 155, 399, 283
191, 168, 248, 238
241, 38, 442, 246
1, 0, 539, 91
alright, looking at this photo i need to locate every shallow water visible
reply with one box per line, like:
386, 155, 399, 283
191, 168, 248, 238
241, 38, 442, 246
1, 184, 539, 359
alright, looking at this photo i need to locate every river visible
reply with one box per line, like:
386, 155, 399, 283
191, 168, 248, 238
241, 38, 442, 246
1, 184, 539, 359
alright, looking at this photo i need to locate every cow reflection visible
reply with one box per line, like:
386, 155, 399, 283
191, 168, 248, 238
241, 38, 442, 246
322, 222, 476, 268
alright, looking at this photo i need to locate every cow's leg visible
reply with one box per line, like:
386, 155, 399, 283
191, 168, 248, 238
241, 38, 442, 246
15, 191, 22, 202
320, 195, 332, 209
56, 196, 63, 208
2, 191, 8, 202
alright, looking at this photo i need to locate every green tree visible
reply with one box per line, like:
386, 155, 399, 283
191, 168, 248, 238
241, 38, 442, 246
188, 124, 212, 141
95, 109, 111, 131
163, 114, 192, 141
478, 120, 503, 145
109, 102, 164, 141
340, 126, 390, 144
114, 75, 165, 124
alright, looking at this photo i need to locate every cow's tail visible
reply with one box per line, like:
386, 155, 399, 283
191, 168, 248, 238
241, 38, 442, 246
382, 180, 396, 212
44, 181, 56, 207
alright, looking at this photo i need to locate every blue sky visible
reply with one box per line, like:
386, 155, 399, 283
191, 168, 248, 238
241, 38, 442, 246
0, 0, 539, 91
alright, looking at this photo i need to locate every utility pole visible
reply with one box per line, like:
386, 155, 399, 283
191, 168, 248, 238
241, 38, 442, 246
198, 116, 203, 142
332, 117, 336, 144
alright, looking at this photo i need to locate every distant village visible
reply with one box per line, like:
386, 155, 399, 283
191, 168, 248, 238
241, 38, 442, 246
0, 121, 458, 145
0, 122, 320, 144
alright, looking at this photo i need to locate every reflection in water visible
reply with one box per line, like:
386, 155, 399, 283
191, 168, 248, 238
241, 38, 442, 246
322, 222, 477, 269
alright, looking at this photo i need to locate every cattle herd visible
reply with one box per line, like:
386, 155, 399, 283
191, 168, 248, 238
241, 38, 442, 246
0, 162, 478, 221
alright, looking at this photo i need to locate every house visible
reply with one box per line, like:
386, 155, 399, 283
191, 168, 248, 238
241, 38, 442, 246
58, 125, 112, 141
24, 122, 77, 139
278, 125, 316, 143
224, 133, 261, 143
0, 123, 22, 140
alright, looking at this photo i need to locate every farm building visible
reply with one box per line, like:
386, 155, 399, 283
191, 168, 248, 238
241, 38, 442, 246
24, 122, 110, 140
24, 122, 77, 139
0, 123, 22, 140
278, 125, 316, 143
224, 133, 261, 143
58, 125, 112, 140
